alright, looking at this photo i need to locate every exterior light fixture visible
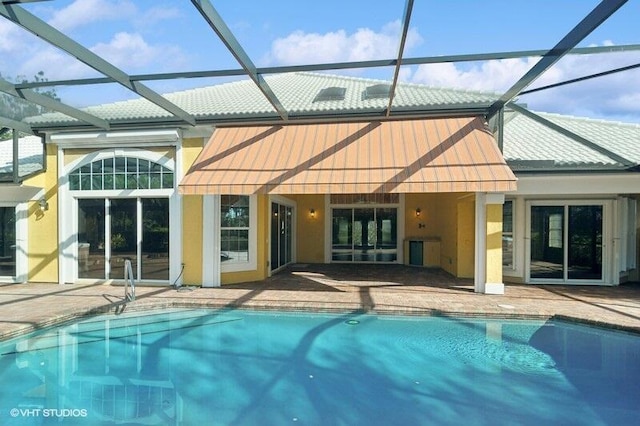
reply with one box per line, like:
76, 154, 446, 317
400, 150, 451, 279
38, 197, 49, 212
415, 208, 421, 217
309, 208, 316, 218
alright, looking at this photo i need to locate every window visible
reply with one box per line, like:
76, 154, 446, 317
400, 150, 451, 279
221, 195, 250, 264
69, 157, 173, 190
362, 84, 391, 100
502, 200, 514, 269
313, 87, 346, 102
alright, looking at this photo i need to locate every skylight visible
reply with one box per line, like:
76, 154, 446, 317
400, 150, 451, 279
313, 87, 347, 102
362, 84, 391, 100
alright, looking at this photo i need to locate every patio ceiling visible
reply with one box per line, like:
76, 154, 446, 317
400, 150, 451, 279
0, 0, 638, 134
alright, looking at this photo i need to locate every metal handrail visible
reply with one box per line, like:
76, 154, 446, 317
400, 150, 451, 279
124, 258, 135, 302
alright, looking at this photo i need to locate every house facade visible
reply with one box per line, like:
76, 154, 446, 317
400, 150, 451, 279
1, 73, 638, 292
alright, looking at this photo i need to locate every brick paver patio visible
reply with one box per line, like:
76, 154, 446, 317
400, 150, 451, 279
1, 264, 639, 340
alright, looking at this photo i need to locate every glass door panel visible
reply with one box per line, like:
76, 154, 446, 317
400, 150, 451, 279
354, 208, 375, 262
110, 199, 137, 280
286, 206, 293, 264
332, 207, 398, 263
332, 209, 353, 261
376, 208, 397, 262
78, 199, 106, 279
530, 206, 564, 279
568, 205, 603, 280
270, 203, 279, 269
142, 198, 169, 280
270, 202, 294, 272
0, 207, 15, 277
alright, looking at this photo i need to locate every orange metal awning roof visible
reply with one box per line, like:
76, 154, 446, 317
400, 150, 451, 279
179, 117, 517, 195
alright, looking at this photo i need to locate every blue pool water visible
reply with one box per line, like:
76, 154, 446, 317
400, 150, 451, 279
0, 309, 638, 425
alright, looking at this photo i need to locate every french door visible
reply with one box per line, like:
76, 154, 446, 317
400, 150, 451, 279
270, 201, 294, 272
529, 203, 605, 283
77, 197, 169, 281
331, 207, 398, 262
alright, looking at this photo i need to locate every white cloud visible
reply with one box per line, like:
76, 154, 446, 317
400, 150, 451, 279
0, 19, 23, 54
409, 58, 540, 92
91, 32, 188, 72
18, 47, 95, 80
133, 6, 182, 29
92, 32, 159, 68
264, 20, 423, 65
48, 0, 136, 32
405, 45, 640, 121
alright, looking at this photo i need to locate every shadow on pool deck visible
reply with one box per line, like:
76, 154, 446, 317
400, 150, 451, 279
0, 264, 639, 340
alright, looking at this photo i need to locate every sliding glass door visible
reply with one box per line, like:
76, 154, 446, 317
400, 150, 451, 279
0, 207, 15, 278
77, 198, 169, 281
530, 203, 603, 282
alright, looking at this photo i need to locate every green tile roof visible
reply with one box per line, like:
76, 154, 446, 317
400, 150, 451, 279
504, 110, 640, 171
25, 72, 499, 126
23, 72, 640, 173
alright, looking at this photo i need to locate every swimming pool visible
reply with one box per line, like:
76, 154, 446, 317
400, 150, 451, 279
0, 309, 638, 425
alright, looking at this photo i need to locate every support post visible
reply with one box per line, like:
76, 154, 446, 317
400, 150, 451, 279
475, 193, 505, 294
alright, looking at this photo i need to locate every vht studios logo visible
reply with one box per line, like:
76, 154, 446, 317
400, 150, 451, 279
9, 408, 88, 418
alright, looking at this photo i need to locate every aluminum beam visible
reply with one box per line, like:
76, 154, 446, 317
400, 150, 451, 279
386, 0, 414, 117
488, 0, 628, 117
0, 3, 197, 126
508, 102, 634, 168
16, 44, 640, 90
0, 78, 110, 129
520, 62, 640, 95
0, 116, 33, 134
191, 0, 288, 120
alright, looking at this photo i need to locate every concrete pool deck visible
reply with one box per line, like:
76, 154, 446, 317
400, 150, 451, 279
1, 264, 639, 340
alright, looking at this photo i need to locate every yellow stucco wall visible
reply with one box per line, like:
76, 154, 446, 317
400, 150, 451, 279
457, 196, 475, 278
432, 193, 457, 275
181, 195, 203, 285
406, 193, 475, 278
485, 203, 503, 284
404, 193, 437, 240
180, 137, 205, 284
23, 144, 59, 283
291, 194, 325, 263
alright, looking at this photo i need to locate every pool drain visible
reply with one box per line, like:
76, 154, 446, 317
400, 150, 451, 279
345, 319, 360, 325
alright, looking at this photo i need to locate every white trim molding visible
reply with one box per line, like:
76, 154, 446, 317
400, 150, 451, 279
51, 129, 181, 148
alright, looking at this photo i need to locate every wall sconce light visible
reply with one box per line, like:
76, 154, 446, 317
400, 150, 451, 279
309, 208, 316, 218
38, 197, 49, 212
415, 208, 421, 217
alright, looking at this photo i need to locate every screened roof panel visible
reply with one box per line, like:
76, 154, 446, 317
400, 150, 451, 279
410, 0, 602, 56
20, 0, 242, 74
214, 0, 403, 67
0, 0, 637, 132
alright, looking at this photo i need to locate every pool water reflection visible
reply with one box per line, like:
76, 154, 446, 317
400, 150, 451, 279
0, 310, 638, 425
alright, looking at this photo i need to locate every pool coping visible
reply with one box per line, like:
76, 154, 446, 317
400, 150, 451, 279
2, 295, 639, 343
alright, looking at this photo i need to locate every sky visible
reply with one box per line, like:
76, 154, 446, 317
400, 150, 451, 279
1, 0, 639, 123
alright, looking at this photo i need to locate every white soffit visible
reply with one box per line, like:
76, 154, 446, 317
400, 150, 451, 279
512, 174, 640, 196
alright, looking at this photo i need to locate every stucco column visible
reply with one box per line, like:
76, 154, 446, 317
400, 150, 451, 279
202, 194, 221, 287
474, 193, 505, 294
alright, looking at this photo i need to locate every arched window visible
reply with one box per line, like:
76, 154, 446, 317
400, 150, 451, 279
69, 157, 173, 191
